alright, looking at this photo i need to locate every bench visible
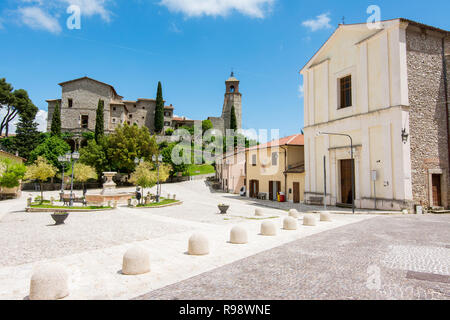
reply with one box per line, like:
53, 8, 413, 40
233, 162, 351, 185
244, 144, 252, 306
308, 196, 324, 206
62, 195, 87, 206
257, 193, 267, 200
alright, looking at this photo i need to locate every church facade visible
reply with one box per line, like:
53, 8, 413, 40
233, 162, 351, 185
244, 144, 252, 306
46, 74, 242, 136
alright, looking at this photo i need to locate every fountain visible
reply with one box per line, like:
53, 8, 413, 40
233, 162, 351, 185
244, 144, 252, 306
85, 172, 134, 206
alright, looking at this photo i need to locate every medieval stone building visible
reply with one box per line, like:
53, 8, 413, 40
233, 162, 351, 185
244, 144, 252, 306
46, 74, 243, 139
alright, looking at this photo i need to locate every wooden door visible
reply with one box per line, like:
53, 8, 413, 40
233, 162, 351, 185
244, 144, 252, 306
269, 181, 273, 201
276, 181, 281, 199
293, 182, 300, 203
255, 180, 259, 197
432, 174, 442, 207
340, 160, 354, 204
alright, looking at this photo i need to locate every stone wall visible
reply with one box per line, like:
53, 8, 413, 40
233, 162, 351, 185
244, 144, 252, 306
406, 28, 449, 208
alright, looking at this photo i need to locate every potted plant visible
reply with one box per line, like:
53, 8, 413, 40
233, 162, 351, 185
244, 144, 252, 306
218, 203, 230, 214
51, 211, 69, 225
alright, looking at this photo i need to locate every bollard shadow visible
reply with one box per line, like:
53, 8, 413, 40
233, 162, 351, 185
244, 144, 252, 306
23, 295, 30, 300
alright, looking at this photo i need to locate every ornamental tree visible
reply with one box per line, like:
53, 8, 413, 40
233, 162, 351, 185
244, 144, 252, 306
95, 99, 104, 143
0, 158, 26, 190
29, 136, 71, 169
25, 157, 57, 203
154, 82, 164, 134
50, 101, 61, 137
73, 163, 97, 191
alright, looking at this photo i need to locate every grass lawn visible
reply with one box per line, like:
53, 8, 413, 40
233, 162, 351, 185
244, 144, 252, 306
185, 164, 215, 176
136, 199, 179, 207
30, 204, 112, 210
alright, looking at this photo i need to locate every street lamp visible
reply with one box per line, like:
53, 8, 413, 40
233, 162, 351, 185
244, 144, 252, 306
58, 153, 71, 195
69, 151, 80, 207
152, 154, 163, 203
318, 132, 355, 214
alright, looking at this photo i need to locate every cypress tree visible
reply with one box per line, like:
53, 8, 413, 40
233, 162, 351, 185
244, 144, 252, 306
14, 112, 40, 161
50, 101, 61, 137
230, 105, 237, 131
95, 99, 104, 143
154, 82, 164, 133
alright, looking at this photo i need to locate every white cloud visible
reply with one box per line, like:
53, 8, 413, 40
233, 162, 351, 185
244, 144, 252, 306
302, 13, 332, 32
18, 6, 62, 34
298, 84, 304, 99
159, 0, 275, 18
60, 0, 112, 22
0, 108, 47, 134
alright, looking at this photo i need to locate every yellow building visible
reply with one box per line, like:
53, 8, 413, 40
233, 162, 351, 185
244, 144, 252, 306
0, 150, 26, 199
246, 134, 305, 203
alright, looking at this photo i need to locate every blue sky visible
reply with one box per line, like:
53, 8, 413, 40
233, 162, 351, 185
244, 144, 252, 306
0, 0, 449, 136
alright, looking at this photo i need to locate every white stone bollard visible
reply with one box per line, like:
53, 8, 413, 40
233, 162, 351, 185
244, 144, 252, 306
283, 217, 298, 230
122, 246, 151, 275
260, 221, 277, 236
173, 194, 176, 200
167, 193, 171, 200
320, 212, 332, 222
29, 263, 69, 300
255, 208, 264, 217
230, 226, 248, 244
288, 209, 300, 219
303, 214, 317, 226
188, 233, 210, 256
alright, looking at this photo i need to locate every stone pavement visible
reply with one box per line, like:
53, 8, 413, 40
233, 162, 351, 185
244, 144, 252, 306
136, 214, 450, 300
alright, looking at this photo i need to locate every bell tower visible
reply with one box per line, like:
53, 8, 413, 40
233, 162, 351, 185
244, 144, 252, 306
221, 72, 242, 131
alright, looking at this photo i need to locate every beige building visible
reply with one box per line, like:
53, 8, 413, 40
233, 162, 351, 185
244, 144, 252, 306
246, 134, 305, 203
301, 18, 450, 210
215, 149, 246, 194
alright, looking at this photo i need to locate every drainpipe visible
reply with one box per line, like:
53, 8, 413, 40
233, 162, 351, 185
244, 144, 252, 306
443, 37, 450, 209
280, 146, 288, 201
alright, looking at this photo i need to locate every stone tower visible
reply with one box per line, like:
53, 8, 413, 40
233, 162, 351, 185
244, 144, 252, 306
221, 72, 242, 131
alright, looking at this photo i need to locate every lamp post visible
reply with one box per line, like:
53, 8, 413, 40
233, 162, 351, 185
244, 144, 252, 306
69, 151, 80, 207
152, 154, 163, 203
58, 153, 71, 194
134, 157, 144, 204
318, 132, 355, 214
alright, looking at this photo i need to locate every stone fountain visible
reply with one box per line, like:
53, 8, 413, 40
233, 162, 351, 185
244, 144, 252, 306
85, 172, 134, 206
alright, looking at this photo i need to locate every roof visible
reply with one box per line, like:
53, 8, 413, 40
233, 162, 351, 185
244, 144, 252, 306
172, 117, 194, 122
58, 77, 120, 97
226, 71, 239, 82
300, 18, 449, 74
0, 149, 26, 162
164, 105, 174, 110
247, 134, 304, 151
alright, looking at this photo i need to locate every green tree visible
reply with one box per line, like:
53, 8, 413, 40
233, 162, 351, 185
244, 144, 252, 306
94, 99, 104, 143
25, 157, 57, 203
107, 124, 158, 173
154, 82, 164, 133
129, 162, 155, 202
13, 111, 40, 161
79, 136, 110, 176
202, 119, 213, 133
50, 101, 61, 137
29, 136, 71, 169
0, 158, 26, 189
230, 105, 237, 131
161, 142, 188, 177
73, 163, 97, 190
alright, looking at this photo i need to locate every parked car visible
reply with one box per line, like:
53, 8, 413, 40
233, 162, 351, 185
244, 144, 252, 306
239, 186, 246, 197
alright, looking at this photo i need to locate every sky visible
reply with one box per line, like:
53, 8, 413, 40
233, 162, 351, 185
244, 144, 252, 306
0, 0, 449, 137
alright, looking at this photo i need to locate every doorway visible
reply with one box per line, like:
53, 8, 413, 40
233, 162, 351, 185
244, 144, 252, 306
269, 181, 281, 201
340, 159, 354, 204
432, 174, 442, 207
293, 182, 300, 203
249, 180, 259, 198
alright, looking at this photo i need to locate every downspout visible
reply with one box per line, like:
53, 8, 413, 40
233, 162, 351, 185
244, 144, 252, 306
281, 146, 288, 201
442, 37, 450, 209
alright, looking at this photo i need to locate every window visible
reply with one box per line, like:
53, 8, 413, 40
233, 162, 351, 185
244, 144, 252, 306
129, 114, 133, 119
113, 107, 116, 111
230, 86, 235, 93
134, 104, 136, 108
142, 117, 145, 120
339, 75, 352, 109
164, 121, 170, 126
252, 154, 257, 166
68, 99, 73, 108
112, 118, 116, 123
81, 115, 89, 128
272, 152, 278, 166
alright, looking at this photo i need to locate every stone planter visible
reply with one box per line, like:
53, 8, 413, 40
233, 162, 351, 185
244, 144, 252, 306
51, 212, 69, 225
218, 205, 230, 214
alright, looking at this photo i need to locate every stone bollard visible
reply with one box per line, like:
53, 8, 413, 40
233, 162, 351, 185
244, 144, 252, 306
127, 199, 132, 207
27, 196, 32, 208
260, 221, 277, 236
122, 246, 151, 275
144, 196, 150, 205
50, 197, 55, 206
288, 209, 300, 219
303, 214, 317, 226
173, 194, 176, 200
320, 212, 332, 222
188, 233, 210, 256
283, 217, 298, 230
132, 199, 138, 207
113, 201, 118, 209
167, 193, 171, 200
255, 208, 264, 217
108, 200, 112, 207
230, 226, 248, 244
29, 263, 69, 300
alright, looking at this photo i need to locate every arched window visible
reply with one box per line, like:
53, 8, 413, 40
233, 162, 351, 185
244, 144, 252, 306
229, 86, 235, 93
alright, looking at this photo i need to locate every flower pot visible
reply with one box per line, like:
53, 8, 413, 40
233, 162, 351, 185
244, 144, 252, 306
218, 205, 229, 214
51, 212, 69, 225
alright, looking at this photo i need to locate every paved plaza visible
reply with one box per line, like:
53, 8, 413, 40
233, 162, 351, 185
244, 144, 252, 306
0, 180, 448, 300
